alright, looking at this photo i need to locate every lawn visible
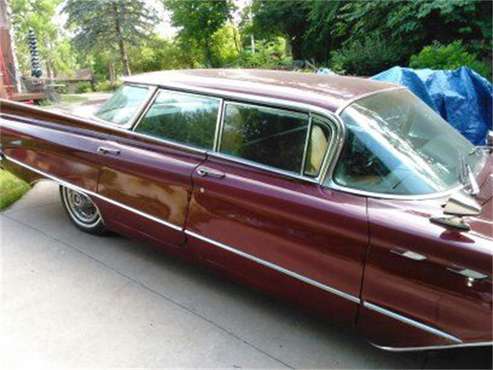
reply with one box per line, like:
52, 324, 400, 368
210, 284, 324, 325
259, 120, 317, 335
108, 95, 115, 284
0, 169, 30, 210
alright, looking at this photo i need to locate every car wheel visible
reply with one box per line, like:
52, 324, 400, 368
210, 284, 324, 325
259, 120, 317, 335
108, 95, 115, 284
59, 185, 107, 235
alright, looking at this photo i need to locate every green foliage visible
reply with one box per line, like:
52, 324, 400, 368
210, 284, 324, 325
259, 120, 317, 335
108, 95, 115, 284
10, 0, 77, 78
251, 0, 309, 60
63, 0, 159, 75
249, 0, 491, 69
210, 24, 241, 66
329, 34, 407, 76
75, 82, 92, 94
95, 80, 122, 92
164, 0, 235, 67
128, 35, 203, 73
410, 41, 491, 79
235, 38, 291, 68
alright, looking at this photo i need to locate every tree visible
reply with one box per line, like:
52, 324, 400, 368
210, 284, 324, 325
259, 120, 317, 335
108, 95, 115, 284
63, 0, 159, 76
338, 0, 492, 60
10, 0, 76, 78
250, 0, 310, 61
164, 0, 235, 67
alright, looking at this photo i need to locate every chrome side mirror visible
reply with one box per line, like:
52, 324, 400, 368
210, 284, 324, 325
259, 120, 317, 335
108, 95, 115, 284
430, 191, 482, 231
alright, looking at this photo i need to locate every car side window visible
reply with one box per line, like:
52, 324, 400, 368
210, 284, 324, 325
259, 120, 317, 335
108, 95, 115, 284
135, 90, 220, 150
304, 117, 331, 178
95, 84, 152, 125
219, 103, 309, 173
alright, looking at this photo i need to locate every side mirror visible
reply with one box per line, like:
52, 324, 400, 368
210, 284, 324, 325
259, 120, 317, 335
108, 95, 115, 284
430, 191, 481, 231
488, 130, 493, 147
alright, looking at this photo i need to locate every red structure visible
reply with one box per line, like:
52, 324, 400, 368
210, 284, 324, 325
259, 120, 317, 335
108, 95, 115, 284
0, 0, 18, 99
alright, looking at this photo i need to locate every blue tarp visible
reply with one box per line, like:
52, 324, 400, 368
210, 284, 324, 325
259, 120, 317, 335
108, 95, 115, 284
372, 66, 492, 145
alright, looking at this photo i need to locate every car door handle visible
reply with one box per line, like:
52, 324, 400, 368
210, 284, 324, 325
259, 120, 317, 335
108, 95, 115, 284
390, 248, 427, 261
196, 167, 225, 179
446, 266, 488, 280
97, 146, 120, 156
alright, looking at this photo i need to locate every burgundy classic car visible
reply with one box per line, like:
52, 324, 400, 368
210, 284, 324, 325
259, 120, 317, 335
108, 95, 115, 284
1, 69, 492, 351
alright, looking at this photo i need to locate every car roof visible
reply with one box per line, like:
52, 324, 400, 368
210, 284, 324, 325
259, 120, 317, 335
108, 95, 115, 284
124, 69, 400, 113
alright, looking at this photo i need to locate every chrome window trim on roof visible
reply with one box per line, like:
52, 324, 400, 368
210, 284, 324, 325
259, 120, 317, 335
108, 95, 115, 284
334, 86, 406, 116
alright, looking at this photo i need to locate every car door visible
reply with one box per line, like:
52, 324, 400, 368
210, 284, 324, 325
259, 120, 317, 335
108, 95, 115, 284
96, 89, 222, 247
185, 102, 368, 323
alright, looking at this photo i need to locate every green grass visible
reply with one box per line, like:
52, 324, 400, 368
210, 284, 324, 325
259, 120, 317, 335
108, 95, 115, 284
0, 170, 30, 210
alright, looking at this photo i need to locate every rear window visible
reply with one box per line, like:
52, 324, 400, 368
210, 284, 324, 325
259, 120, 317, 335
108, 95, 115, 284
95, 84, 152, 125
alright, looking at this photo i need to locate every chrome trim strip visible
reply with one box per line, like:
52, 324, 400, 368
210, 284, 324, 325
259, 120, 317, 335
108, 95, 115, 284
4, 155, 183, 232
363, 301, 462, 344
300, 115, 312, 176
334, 86, 405, 116
324, 178, 464, 201
185, 229, 361, 304
371, 341, 492, 352
207, 151, 320, 184
213, 99, 225, 152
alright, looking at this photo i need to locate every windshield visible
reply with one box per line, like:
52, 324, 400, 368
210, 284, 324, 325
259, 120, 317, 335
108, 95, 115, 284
332, 89, 484, 196
95, 84, 152, 125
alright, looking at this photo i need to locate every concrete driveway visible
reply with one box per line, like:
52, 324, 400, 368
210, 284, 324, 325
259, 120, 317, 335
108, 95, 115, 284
1, 181, 491, 368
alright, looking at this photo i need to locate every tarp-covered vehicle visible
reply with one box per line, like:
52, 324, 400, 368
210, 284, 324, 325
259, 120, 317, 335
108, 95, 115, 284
372, 66, 492, 145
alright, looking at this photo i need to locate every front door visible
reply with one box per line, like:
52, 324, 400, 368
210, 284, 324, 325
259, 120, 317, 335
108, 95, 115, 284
185, 101, 368, 323
97, 88, 222, 247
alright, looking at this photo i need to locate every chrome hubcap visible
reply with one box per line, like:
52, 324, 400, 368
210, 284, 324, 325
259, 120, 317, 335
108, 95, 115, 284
64, 188, 100, 225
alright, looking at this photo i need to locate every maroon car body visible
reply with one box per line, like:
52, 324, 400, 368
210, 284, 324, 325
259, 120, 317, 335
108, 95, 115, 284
0, 69, 491, 351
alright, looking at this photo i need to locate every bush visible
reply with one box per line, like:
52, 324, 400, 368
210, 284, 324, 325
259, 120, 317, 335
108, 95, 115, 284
234, 39, 292, 69
95, 80, 122, 92
409, 41, 491, 79
329, 34, 407, 76
75, 81, 93, 94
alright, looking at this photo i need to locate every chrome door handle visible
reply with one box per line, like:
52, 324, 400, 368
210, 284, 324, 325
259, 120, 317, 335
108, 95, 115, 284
447, 266, 488, 280
390, 248, 427, 261
196, 167, 225, 179
97, 147, 120, 156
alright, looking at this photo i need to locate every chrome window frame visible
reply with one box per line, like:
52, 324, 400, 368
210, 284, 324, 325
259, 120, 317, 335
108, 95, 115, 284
94, 83, 157, 129
122, 82, 345, 186
131, 88, 223, 152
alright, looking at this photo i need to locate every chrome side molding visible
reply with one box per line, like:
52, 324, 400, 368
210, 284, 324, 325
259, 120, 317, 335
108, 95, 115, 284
371, 341, 492, 352
185, 229, 361, 304
363, 301, 462, 344
4, 155, 183, 232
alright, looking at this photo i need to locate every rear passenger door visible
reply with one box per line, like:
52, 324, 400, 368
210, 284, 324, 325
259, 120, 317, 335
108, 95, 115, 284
97, 89, 221, 246
185, 102, 368, 323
